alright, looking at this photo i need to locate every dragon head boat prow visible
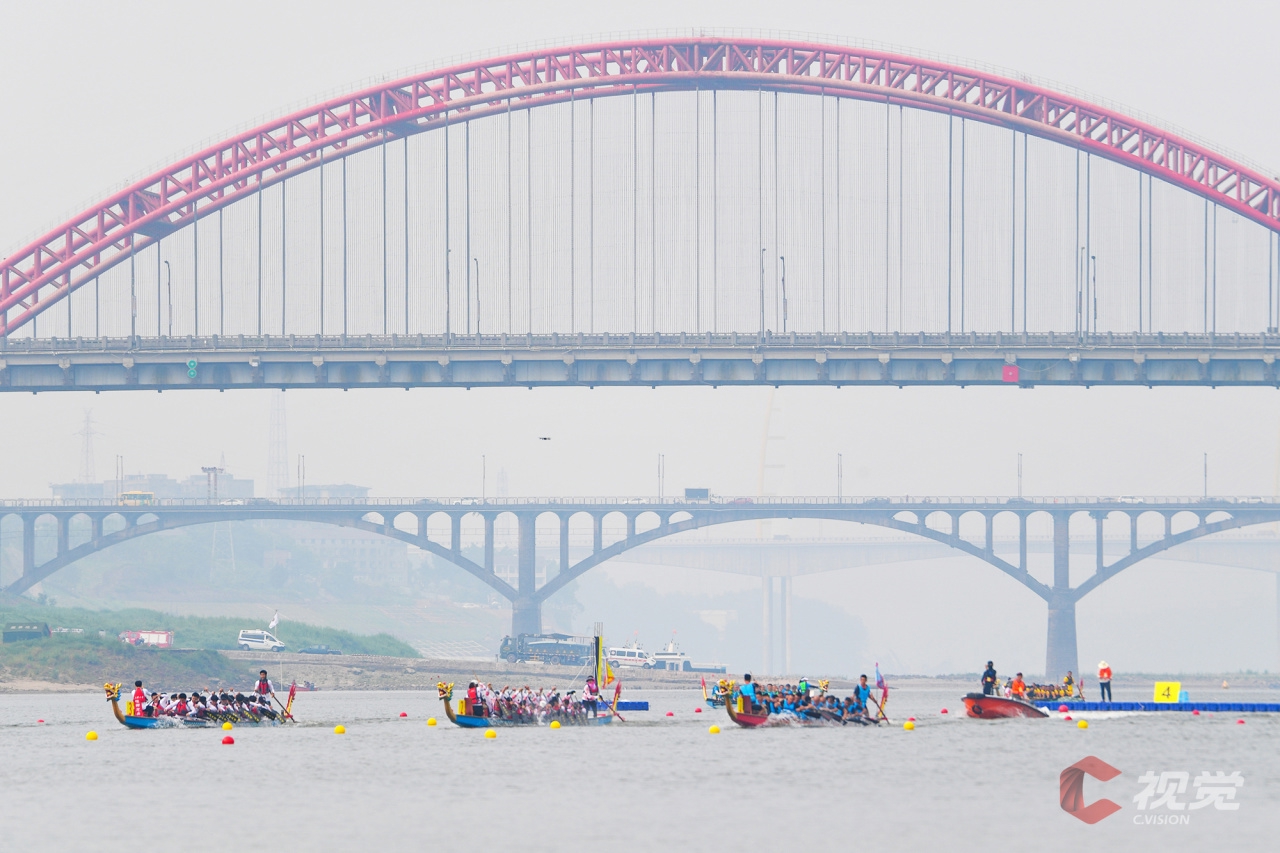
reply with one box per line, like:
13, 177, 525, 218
436, 682, 454, 701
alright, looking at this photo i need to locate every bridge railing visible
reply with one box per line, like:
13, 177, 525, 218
6, 331, 1280, 353
2, 496, 1278, 510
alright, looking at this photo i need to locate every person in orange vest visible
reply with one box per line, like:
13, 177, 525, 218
1097, 661, 1113, 702
1010, 672, 1027, 699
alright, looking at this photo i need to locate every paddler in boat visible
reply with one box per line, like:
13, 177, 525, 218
131, 680, 147, 714
255, 670, 275, 699
981, 661, 998, 695
1062, 671, 1075, 697
1010, 673, 1027, 700
582, 675, 600, 717
737, 673, 759, 711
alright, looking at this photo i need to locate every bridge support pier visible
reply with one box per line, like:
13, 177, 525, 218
1045, 513, 1080, 679
511, 513, 541, 636
21, 515, 35, 580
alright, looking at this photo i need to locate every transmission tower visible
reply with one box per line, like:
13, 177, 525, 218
211, 522, 236, 583
267, 391, 289, 497
76, 410, 99, 484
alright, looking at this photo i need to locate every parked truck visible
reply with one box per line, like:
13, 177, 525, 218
499, 633, 594, 666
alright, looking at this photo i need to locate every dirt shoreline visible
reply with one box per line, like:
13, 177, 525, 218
2, 649, 1275, 694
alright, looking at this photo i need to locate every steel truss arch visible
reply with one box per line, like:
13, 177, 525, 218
4, 36, 1279, 336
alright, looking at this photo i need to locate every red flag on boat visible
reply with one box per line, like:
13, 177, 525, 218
875, 664, 888, 705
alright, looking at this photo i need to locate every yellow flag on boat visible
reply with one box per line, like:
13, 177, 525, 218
1153, 681, 1181, 703
606, 662, 616, 686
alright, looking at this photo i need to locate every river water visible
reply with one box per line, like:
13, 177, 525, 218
1, 683, 1276, 850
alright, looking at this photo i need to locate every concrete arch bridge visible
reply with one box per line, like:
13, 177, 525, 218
4, 495, 1278, 677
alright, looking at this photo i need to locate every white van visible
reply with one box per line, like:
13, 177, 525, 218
237, 629, 286, 652
606, 646, 656, 669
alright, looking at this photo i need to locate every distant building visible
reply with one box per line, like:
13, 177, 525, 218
51, 471, 255, 501
293, 526, 409, 586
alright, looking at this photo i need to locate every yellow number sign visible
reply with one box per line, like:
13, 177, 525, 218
1153, 681, 1182, 703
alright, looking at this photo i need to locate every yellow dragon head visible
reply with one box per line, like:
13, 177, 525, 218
104, 683, 122, 703
436, 681, 455, 701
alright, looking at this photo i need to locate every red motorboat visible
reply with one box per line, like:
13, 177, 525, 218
963, 692, 1049, 719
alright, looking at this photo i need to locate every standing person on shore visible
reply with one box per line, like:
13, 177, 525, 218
1097, 661, 1113, 702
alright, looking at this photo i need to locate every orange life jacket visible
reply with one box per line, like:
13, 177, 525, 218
1098, 667, 1112, 681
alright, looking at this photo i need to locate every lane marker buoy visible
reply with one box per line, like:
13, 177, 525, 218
694, 707, 702, 713
1077, 719, 1089, 729
399, 712, 408, 718
334, 725, 346, 734
708, 725, 721, 734
222, 722, 233, 731
222, 735, 235, 744
903, 721, 915, 731
550, 720, 561, 729
484, 729, 497, 739
426, 717, 437, 726
940, 708, 948, 714
85, 731, 98, 741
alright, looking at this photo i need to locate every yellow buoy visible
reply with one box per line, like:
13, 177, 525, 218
903, 720, 915, 731
484, 729, 497, 739
1077, 719, 1089, 729
549, 720, 561, 729
708, 725, 721, 734
334, 725, 346, 734
426, 717, 437, 726
222, 721, 233, 731
85, 731, 98, 741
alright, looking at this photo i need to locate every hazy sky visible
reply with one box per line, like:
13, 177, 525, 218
6, 2, 1280, 673
4, 0, 1280, 500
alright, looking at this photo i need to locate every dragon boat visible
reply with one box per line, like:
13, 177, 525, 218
104, 683, 295, 729
962, 692, 1050, 719
724, 681, 884, 728
437, 681, 619, 727
702, 676, 730, 708
438, 633, 622, 729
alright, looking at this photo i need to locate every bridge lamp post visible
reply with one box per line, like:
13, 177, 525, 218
780, 256, 788, 334
473, 258, 480, 336
1091, 255, 1098, 332
759, 248, 767, 336
163, 260, 172, 337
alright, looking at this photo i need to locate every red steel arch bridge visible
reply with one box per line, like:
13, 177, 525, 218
4, 36, 1280, 390
3, 494, 1278, 678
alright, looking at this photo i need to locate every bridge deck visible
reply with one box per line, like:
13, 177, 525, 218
2, 333, 1279, 391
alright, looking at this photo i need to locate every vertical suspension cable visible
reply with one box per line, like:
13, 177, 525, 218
774, 91, 780, 331
1148, 172, 1154, 331
633, 86, 638, 333
835, 97, 841, 332
1022, 132, 1028, 333
193, 199, 199, 336
507, 100, 513, 334
961, 119, 966, 333
281, 182, 287, 336
256, 180, 263, 336
1005, 130, 1018, 330
1203, 198, 1208, 333
713, 89, 718, 333
404, 137, 409, 335
820, 91, 826, 332
758, 88, 764, 336
1086, 153, 1092, 335
899, 105, 904, 331
884, 96, 890, 333
947, 113, 953, 334
1137, 172, 1142, 333
527, 109, 532, 334
465, 121, 470, 336
219, 206, 224, 336
695, 86, 700, 333
1212, 204, 1217, 334
651, 92, 656, 334
129, 239, 136, 339
342, 157, 348, 337
319, 149, 325, 336
444, 116, 451, 338
1074, 150, 1079, 337
570, 90, 576, 334
590, 96, 594, 333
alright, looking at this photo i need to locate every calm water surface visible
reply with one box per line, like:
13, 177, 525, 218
1, 684, 1276, 850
